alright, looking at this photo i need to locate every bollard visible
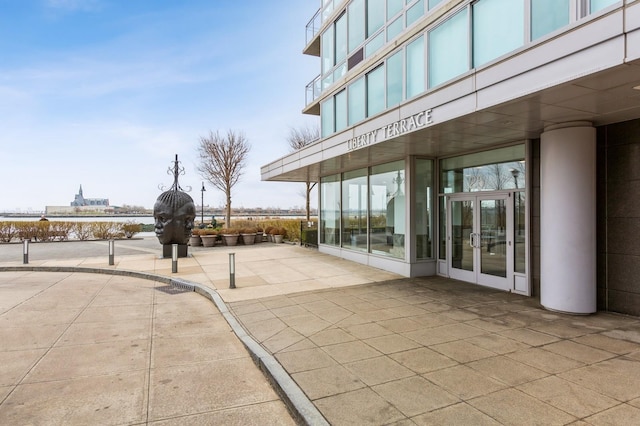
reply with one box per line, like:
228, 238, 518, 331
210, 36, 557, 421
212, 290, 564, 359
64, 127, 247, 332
172, 244, 178, 273
108, 240, 115, 266
23, 239, 29, 264
229, 252, 236, 289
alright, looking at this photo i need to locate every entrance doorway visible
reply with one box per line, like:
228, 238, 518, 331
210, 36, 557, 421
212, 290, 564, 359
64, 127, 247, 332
447, 193, 513, 291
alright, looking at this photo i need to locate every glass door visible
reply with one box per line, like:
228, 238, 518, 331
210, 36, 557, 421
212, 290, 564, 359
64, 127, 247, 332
447, 193, 513, 291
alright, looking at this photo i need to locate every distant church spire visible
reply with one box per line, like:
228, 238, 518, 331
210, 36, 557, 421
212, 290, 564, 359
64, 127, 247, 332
78, 185, 83, 197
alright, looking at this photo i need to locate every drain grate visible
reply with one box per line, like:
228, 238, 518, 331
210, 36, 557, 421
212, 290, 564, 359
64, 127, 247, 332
156, 285, 192, 295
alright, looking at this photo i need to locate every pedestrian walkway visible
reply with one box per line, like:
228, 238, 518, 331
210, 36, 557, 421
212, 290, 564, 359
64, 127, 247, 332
2, 237, 640, 425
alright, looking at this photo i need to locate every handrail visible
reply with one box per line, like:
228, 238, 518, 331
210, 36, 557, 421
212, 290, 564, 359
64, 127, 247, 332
305, 8, 322, 46
305, 74, 322, 106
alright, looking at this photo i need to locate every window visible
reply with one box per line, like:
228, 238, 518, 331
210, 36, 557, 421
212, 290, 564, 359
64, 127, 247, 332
370, 161, 406, 258
428, 0, 444, 9
415, 159, 434, 259
349, 77, 366, 125
321, 29, 334, 75
348, 0, 365, 53
473, 0, 524, 67
320, 175, 341, 246
335, 13, 347, 64
386, 51, 403, 108
387, 16, 403, 42
406, 0, 424, 26
321, 98, 334, 138
429, 8, 468, 88
590, 0, 618, 13
367, 65, 385, 117
367, 0, 385, 37
388, 0, 403, 19
531, 0, 569, 40
342, 169, 368, 252
335, 90, 347, 132
406, 36, 425, 98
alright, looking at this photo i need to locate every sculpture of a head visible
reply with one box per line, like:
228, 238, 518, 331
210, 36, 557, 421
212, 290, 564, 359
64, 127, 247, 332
153, 189, 196, 245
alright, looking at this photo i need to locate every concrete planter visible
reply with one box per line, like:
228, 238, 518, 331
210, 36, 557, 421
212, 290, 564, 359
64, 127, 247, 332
189, 235, 202, 246
240, 233, 256, 245
273, 234, 284, 244
221, 234, 239, 246
200, 235, 217, 247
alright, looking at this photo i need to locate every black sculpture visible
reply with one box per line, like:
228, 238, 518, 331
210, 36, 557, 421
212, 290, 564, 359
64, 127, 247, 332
154, 155, 196, 257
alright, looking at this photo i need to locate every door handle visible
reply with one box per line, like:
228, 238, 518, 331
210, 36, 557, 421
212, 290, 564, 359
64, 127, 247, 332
469, 233, 474, 248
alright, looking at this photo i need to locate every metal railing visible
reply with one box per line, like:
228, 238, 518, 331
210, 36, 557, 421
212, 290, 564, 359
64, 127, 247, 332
305, 8, 322, 46
305, 74, 322, 106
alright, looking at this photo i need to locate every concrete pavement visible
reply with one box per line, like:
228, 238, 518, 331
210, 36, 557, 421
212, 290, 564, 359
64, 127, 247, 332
2, 237, 640, 425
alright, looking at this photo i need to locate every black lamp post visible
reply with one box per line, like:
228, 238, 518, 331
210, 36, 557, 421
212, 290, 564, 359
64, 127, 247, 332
200, 182, 206, 226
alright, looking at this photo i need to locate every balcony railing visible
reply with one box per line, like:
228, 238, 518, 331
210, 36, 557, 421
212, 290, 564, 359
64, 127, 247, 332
305, 74, 322, 106
306, 8, 322, 47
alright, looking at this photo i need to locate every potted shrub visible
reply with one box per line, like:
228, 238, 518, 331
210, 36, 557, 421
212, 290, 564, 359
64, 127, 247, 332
219, 227, 239, 246
254, 226, 264, 243
189, 228, 203, 246
264, 226, 274, 243
200, 228, 218, 247
240, 227, 256, 245
270, 226, 286, 244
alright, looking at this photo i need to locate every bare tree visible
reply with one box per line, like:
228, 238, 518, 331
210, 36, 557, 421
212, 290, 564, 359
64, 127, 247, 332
197, 130, 250, 227
287, 125, 320, 221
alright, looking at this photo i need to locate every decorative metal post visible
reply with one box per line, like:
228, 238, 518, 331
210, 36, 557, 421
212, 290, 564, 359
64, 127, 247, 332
172, 244, 178, 273
108, 240, 115, 266
23, 239, 29, 264
201, 182, 206, 226
229, 252, 236, 289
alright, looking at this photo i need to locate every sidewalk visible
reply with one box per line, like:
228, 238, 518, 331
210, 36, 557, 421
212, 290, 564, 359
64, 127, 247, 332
2, 237, 640, 424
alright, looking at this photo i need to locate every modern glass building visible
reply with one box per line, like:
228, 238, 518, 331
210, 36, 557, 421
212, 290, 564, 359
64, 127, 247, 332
262, 0, 640, 316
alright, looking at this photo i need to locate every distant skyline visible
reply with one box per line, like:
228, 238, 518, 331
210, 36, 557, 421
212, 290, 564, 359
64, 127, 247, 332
0, 0, 319, 212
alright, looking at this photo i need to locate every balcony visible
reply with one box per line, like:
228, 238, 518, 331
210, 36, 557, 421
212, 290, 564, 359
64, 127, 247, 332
304, 74, 322, 115
304, 7, 321, 57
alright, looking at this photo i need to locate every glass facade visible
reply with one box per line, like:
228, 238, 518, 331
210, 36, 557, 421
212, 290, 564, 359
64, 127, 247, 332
342, 168, 368, 252
370, 161, 406, 258
320, 175, 340, 246
349, 77, 366, 125
386, 51, 403, 107
348, 0, 365, 53
428, 9, 468, 88
591, 0, 619, 13
367, 65, 385, 117
406, 36, 425, 99
415, 159, 433, 259
473, 0, 524, 67
531, 0, 569, 40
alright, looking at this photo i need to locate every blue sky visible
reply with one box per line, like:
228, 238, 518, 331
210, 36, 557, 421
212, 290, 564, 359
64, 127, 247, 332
0, 0, 319, 212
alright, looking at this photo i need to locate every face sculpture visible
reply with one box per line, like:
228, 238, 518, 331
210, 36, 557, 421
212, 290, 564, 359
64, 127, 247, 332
153, 191, 196, 245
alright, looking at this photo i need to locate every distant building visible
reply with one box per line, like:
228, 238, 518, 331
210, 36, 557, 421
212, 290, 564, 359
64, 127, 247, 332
70, 185, 109, 207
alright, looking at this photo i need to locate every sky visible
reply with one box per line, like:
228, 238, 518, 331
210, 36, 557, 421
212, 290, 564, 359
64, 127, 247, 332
0, 0, 320, 213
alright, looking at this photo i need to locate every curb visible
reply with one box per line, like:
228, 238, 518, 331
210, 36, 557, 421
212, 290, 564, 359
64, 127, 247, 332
0, 266, 329, 426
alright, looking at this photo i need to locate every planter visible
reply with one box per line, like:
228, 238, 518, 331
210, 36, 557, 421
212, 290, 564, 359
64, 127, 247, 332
267, 234, 273, 243
221, 234, 239, 246
200, 235, 217, 247
273, 234, 284, 244
240, 233, 256, 245
254, 233, 263, 244
189, 235, 202, 246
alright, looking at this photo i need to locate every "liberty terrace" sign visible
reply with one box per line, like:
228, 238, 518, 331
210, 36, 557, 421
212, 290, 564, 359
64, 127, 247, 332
347, 109, 433, 151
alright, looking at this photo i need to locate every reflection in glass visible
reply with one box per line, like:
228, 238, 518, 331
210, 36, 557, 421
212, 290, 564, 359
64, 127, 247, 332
369, 161, 405, 258
439, 196, 446, 260
473, 0, 524, 67
320, 175, 341, 246
451, 200, 474, 271
515, 191, 526, 273
415, 159, 433, 259
342, 169, 368, 252
480, 199, 507, 278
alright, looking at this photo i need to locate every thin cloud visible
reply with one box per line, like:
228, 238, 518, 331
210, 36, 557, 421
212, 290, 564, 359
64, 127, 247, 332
45, 0, 103, 12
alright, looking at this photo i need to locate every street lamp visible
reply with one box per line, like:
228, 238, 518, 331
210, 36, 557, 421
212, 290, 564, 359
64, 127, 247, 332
200, 182, 206, 226
510, 168, 520, 189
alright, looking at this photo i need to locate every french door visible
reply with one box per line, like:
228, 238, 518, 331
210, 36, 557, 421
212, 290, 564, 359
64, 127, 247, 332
447, 193, 513, 291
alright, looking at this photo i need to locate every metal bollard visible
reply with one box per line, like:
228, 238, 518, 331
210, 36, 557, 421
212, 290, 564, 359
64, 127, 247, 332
23, 239, 29, 264
229, 252, 236, 289
172, 244, 178, 273
108, 240, 115, 266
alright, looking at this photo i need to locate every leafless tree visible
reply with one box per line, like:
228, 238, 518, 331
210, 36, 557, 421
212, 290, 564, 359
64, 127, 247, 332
287, 125, 320, 221
197, 130, 250, 227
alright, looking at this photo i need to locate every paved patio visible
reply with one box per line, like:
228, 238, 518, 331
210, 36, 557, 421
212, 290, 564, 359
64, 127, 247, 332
1, 237, 640, 424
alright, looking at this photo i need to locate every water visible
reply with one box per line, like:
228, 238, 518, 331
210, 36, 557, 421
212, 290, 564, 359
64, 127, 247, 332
0, 216, 156, 224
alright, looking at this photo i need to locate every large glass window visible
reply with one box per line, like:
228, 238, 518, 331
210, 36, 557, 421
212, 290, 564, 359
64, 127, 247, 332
515, 191, 525, 273
590, 0, 618, 13
387, 16, 403, 42
321, 98, 334, 138
321, 29, 334, 75
406, 36, 425, 98
367, 0, 385, 37
335, 13, 348, 65
439, 145, 526, 193
428, 0, 444, 9
349, 77, 366, 126
473, 0, 524, 67
388, 0, 403, 18
531, 0, 569, 40
367, 65, 385, 117
370, 161, 406, 258
348, 0, 365, 53
320, 175, 341, 246
342, 169, 368, 252
386, 51, 403, 108
428, 9, 468, 88
406, 0, 424, 26
335, 90, 347, 132
415, 159, 433, 259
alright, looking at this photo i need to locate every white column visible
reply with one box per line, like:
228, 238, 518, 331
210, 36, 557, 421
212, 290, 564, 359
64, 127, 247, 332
540, 122, 596, 314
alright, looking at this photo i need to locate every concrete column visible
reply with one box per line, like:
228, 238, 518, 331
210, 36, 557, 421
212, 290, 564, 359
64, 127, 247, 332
540, 122, 596, 314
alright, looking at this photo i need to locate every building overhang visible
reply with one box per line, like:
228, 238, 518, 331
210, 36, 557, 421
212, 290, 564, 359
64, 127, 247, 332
263, 3, 640, 183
